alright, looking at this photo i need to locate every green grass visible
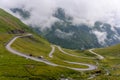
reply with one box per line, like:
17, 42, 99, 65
63, 48, 97, 58
11, 36, 51, 58
93, 44, 120, 58
50, 46, 96, 64
11, 35, 92, 68
0, 34, 88, 80
8, 34, 120, 80
89, 45, 120, 80
0, 8, 31, 33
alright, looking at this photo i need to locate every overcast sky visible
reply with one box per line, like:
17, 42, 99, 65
1, 0, 120, 28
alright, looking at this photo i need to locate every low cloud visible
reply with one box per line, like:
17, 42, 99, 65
1, 0, 120, 28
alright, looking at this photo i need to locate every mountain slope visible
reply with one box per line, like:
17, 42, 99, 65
0, 8, 98, 80
0, 8, 81, 80
0, 8, 31, 33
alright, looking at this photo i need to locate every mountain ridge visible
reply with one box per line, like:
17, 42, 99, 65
42, 8, 120, 49
10, 7, 120, 49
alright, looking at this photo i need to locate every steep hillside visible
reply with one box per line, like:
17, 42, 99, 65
0, 9, 79, 80
0, 9, 31, 33
0, 8, 97, 80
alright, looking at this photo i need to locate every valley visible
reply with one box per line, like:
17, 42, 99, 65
8, 34, 98, 71
0, 8, 120, 80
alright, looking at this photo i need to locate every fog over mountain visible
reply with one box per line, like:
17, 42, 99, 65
1, 0, 120, 49
1, 0, 120, 28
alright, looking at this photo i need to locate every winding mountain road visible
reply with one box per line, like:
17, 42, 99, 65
49, 45, 97, 71
64, 61, 97, 71
57, 46, 104, 60
89, 49, 104, 60
57, 46, 95, 59
49, 45, 55, 58
5, 34, 57, 66
6, 34, 97, 71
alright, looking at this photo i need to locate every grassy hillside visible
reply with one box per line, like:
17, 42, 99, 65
0, 8, 96, 80
91, 45, 120, 80
0, 8, 120, 80
11, 37, 94, 68
11, 34, 120, 80
0, 8, 32, 33
93, 44, 120, 58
